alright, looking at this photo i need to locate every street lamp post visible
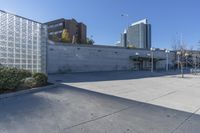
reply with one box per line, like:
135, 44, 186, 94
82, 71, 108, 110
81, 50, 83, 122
147, 53, 151, 71
135, 52, 139, 70
195, 55, 197, 75
177, 51, 184, 78
121, 14, 129, 47
150, 48, 155, 72
198, 53, 200, 68
165, 50, 170, 71
185, 52, 189, 70
177, 51, 181, 70
121, 14, 129, 30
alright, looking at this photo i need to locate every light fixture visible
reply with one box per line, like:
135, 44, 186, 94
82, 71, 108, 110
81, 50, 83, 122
135, 52, 139, 56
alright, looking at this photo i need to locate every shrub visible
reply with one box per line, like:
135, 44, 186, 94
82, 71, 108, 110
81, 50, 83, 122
32, 73, 48, 87
0, 67, 32, 91
20, 77, 37, 89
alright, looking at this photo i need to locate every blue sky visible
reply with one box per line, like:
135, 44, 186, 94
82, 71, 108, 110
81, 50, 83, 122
0, 0, 200, 49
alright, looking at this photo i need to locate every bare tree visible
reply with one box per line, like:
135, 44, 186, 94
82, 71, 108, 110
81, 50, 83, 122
189, 45, 194, 51
171, 37, 179, 50
171, 37, 188, 51
171, 36, 189, 77
198, 40, 200, 50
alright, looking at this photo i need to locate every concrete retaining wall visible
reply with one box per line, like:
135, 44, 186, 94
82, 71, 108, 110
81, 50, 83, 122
47, 42, 175, 74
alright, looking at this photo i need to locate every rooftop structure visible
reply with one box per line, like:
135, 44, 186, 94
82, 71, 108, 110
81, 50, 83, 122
131, 19, 148, 26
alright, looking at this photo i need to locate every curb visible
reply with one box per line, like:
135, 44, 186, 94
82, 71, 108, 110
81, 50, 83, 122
0, 84, 60, 100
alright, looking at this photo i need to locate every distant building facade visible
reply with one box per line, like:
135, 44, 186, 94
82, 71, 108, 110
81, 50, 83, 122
121, 19, 151, 49
45, 18, 87, 44
1, 9, 199, 74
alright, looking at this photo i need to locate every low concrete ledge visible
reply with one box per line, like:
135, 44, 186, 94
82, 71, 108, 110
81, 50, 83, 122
0, 84, 59, 100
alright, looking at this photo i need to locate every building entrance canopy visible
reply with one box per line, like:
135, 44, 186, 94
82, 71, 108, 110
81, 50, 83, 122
129, 56, 165, 62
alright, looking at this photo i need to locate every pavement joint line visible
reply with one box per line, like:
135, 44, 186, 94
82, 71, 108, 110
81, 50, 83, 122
170, 107, 200, 133
58, 87, 178, 132
59, 105, 141, 133
146, 91, 177, 103
45, 94, 62, 132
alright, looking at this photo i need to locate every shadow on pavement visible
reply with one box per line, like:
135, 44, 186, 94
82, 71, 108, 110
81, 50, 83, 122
49, 70, 190, 83
0, 83, 199, 133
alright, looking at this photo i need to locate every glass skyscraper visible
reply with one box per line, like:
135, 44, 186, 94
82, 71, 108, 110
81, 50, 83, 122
121, 19, 151, 49
0, 10, 47, 73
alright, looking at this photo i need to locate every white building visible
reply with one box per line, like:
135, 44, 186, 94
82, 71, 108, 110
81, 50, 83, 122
121, 19, 151, 49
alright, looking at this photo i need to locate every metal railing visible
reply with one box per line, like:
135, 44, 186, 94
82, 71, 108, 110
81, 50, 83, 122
190, 68, 200, 75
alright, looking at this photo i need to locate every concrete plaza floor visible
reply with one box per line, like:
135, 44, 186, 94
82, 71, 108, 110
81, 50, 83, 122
50, 71, 200, 115
0, 71, 200, 133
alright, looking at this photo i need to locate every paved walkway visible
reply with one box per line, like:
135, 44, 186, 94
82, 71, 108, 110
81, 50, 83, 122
0, 84, 200, 133
49, 71, 200, 114
0, 71, 200, 133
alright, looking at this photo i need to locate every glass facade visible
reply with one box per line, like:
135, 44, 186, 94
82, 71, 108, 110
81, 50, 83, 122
0, 10, 47, 73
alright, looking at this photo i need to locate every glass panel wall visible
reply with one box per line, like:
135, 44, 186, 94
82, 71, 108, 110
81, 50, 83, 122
0, 10, 47, 73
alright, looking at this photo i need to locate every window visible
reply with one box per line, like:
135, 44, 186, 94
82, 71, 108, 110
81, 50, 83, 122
49, 23, 63, 28
58, 23, 63, 26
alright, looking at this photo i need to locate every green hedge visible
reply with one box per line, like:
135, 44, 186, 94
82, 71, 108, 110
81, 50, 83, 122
0, 67, 32, 91
0, 67, 48, 93
32, 73, 48, 87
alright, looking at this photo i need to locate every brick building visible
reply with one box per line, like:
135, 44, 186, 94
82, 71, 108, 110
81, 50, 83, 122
45, 18, 87, 44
